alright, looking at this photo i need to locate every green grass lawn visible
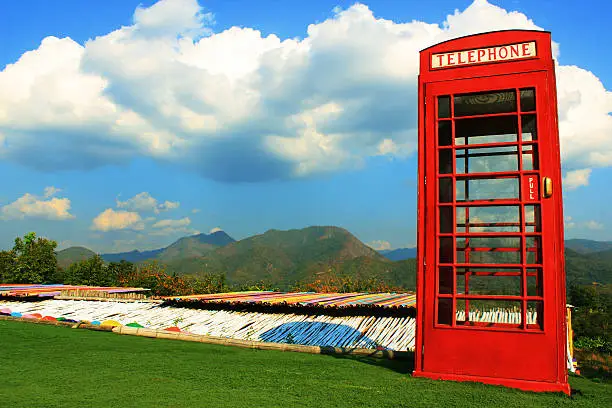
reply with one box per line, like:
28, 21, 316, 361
0, 320, 610, 408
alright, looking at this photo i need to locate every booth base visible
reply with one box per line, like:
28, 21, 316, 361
412, 370, 571, 395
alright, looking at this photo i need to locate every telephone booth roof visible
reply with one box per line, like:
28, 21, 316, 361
419, 30, 554, 82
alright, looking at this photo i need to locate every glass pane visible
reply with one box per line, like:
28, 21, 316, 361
458, 300, 522, 325
456, 206, 520, 233
456, 146, 518, 174
521, 145, 538, 171
461, 274, 521, 296
456, 273, 466, 295
439, 237, 453, 263
439, 149, 453, 174
527, 301, 543, 329
456, 236, 521, 249
522, 115, 537, 141
438, 298, 453, 325
454, 90, 516, 117
439, 206, 453, 233
525, 236, 542, 264
439, 267, 453, 294
456, 299, 466, 323
439, 178, 453, 203
456, 178, 520, 201
456, 116, 518, 146
520, 88, 536, 112
439, 121, 452, 146
456, 237, 521, 264
525, 205, 541, 232
457, 267, 522, 295
438, 96, 451, 118
527, 268, 542, 297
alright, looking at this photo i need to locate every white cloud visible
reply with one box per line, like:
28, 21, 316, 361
133, 0, 214, 39
117, 192, 158, 212
91, 208, 143, 231
367, 240, 392, 251
0, 0, 610, 182
584, 220, 604, 230
158, 200, 180, 211
43, 186, 61, 198
91, 192, 186, 238
563, 168, 592, 190
557, 66, 612, 169
441, 0, 558, 55
151, 216, 196, 236
152, 217, 191, 229
116, 192, 180, 214
565, 218, 605, 231
0, 188, 74, 220
191, 208, 201, 214
376, 139, 398, 156
209, 227, 222, 234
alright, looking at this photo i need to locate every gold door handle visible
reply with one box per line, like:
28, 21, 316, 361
543, 177, 553, 198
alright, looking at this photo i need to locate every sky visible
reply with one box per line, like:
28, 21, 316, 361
0, 0, 611, 253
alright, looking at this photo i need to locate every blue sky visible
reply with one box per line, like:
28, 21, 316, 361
0, 0, 611, 253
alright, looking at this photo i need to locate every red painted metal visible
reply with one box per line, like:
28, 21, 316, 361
522, 175, 540, 202
414, 30, 569, 395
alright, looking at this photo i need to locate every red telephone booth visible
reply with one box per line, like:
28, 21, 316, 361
413, 30, 569, 394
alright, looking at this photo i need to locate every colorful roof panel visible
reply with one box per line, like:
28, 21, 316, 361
163, 291, 417, 309
0, 284, 149, 298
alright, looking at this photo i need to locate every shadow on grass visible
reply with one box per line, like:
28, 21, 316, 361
323, 350, 415, 375
574, 350, 611, 384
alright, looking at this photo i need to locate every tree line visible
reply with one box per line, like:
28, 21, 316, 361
0, 232, 400, 296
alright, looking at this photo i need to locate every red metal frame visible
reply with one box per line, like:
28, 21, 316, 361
414, 30, 569, 395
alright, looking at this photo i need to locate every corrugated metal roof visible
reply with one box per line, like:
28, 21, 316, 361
163, 291, 417, 308
0, 284, 149, 297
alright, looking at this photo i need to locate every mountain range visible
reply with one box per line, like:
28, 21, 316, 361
56, 227, 416, 290
379, 247, 417, 261
564, 239, 612, 254
56, 230, 235, 268
55, 229, 612, 289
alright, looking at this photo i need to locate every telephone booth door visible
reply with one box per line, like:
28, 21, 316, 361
416, 67, 569, 393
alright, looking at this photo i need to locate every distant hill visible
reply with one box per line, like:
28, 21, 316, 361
101, 248, 164, 263
587, 248, 612, 263
162, 226, 405, 289
98, 230, 236, 264
56, 247, 97, 269
565, 239, 612, 254
155, 231, 236, 263
565, 248, 612, 285
336, 256, 417, 290
379, 247, 417, 261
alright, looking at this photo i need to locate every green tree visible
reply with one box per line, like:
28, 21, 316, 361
0, 250, 17, 283
64, 255, 109, 286
569, 283, 611, 353
569, 284, 600, 310
105, 261, 134, 286
7, 232, 58, 283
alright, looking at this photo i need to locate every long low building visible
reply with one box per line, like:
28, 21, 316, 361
163, 291, 417, 309
0, 298, 416, 351
0, 285, 547, 353
0, 284, 149, 298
